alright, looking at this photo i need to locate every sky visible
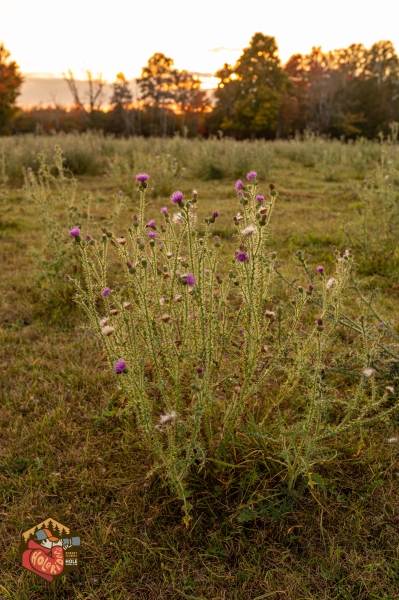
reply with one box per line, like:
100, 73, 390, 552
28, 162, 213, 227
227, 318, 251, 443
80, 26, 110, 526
2, 0, 399, 106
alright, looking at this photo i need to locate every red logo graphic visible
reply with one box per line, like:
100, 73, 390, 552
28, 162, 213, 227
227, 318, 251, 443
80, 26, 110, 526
21, 518, 80, 581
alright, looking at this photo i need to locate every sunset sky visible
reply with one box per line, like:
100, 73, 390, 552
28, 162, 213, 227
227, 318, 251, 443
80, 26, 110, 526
2, 0, 399, 106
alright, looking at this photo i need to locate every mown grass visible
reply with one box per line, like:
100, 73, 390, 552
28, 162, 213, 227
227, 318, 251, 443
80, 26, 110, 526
0, 138, 398, 599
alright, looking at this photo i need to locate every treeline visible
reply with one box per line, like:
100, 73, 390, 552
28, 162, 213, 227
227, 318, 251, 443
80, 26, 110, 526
2, 34, 399, 139
209, 34, 399, 139
10, 64, 211, 138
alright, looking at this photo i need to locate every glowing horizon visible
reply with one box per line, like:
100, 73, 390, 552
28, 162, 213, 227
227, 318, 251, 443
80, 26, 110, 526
2, 0, 399, 106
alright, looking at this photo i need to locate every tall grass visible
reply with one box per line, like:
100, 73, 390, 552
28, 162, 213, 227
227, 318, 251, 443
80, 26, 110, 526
0, 131, 387, 186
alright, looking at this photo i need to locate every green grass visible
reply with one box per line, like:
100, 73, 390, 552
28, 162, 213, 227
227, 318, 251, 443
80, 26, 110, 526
0, 137, 398, 599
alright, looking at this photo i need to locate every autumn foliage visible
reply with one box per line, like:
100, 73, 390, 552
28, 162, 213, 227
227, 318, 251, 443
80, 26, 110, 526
0, 44, 23, 133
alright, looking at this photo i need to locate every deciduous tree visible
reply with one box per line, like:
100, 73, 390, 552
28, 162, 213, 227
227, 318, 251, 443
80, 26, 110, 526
209, 33, 288, 138
0, 44, 23, 133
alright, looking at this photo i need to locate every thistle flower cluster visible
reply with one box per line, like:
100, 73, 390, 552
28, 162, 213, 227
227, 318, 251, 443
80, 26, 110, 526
71, 167, 399, 525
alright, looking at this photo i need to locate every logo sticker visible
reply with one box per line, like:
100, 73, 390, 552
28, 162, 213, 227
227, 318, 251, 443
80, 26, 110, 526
21, 518, 80, 581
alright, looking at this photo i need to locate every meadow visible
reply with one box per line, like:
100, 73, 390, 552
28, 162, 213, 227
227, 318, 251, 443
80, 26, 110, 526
0, 132, 398, 600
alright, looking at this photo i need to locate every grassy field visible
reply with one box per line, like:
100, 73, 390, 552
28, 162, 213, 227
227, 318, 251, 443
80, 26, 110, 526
0, 135, 398, 599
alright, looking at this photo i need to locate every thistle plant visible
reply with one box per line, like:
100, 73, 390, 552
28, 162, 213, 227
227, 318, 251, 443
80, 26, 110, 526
24, 146, 125, 295
71, 170, 398, 525
0, 150, 8, 201
342, 146, 399, 276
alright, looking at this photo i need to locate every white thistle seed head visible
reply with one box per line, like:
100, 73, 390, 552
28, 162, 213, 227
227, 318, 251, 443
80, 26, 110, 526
363, 367, 376, 378
326, 277, 338, 289
155, 411, 178, 430
242, 225, 256, 237
101, 326, 115, 336
172, 212, 184, 224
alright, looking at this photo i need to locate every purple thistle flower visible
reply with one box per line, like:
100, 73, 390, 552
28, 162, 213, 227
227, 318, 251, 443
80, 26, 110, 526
379, 322, 385, 329
101, 287, 111, 297
85, 234, 92, 241
256, 195, 265, 202
146, 219, 156, 228
132, 214, 138, 222
196, 366, 203, 373
114, 359, 127, 374
316, 266, 324, 273
136, 173, 149, 182
160, 206, 168, 214
68, 226, 81, 237
126, 261, 133, 269
236, 251, 249, 263
27, 167, 32, 171
186, 273, 196, 287
118, 190, 123, 195
308, 284, 314, 291
235, 180, 243, 191
246, 171, 257, 180
212, 210, 220, 218
170, 190, 184, 204
317, 318, 323, 326
148, 231, 158, 238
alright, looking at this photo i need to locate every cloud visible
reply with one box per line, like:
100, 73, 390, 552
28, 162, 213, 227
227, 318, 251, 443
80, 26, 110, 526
207, 47, 241, 53
190, 71, 214, 78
